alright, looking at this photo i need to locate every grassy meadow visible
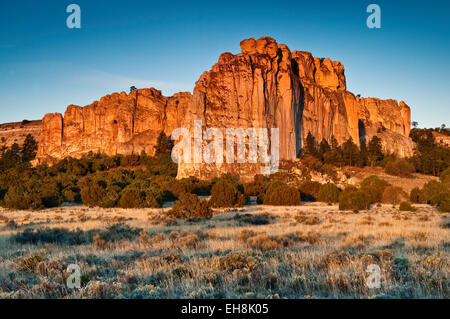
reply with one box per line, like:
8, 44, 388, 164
0, 202, 448, 299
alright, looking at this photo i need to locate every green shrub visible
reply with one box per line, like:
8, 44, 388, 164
219, 252, 259, 272
234, 213, 271, 225
360, 175, 390, 203
438, 198, 450, 212
442, 176, 450, 187
143, 186, 164, 208
119, 187, 146, 208
4, 186, 43, 210
172, 267, 193, 278
440, 167, 450, 186
2, 179, 62, 210
317, 183, 340, 203
105, 169, 133, 188
161, 177, 213, 198
5, 220, 18, 229
257, 180, 285, 204
339, 191, 371, 211
210, 180, 246, 208
191, 180, 213, 196
419, 181, 448, 204
80, 180, 106, 207
244, 175, 267, 197
339, 185, 358, 198
385, 159, 415, 177
99, 185, 122, 208
62, 188, 81, 203
19, 255, 43, 271
120, 154, 141, 167
157, 177, 197, 201
38, 184, 62, 208
430, 192, 450, 207
169, 193, 212, 219
195, 198, 212, 218
244, 182, 264, 197
14, 227, 96, 245
399, 201, 415, 212
169, 193, 197, 218
212, 174, 244, 192
146, 153, 177, 177
0, 188, 6, 202
98, 224, 142, 242
382, 186, 408, 205
410, 187, 421, 203
263, 184, 300, 206
80, 274, 91, 287
55, 157, 90, 176
298, 181, 321, 202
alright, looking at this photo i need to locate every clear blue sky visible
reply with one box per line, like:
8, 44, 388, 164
0, 0, 449, 128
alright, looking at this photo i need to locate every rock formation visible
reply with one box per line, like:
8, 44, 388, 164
37, 89, 192, 163
36, 37, 414, 179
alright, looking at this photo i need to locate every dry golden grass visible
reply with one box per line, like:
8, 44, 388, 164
0, 202, 448, 299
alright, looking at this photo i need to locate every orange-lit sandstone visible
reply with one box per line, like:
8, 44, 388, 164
37, 37, 414, 179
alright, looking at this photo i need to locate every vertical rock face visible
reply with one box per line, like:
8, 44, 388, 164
290, 47, 413, 155
193, 38, 302, 160
38, 113, 63, 159
36, 89, 192, 163
36, 37, 414, 178
177, 37, 303, 179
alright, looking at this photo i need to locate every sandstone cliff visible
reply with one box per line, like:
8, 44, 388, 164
37, 89, 192, 163
36, 37, 414, 179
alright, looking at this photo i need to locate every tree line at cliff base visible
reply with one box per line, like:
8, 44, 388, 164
0, 128, 449, 214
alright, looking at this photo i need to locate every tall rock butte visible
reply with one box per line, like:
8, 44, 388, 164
36, 37, 414, 179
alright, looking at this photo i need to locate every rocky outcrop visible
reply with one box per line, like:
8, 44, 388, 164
290, 48, 411, 154
36, 89, 192, 163
36, 37, 414, 179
